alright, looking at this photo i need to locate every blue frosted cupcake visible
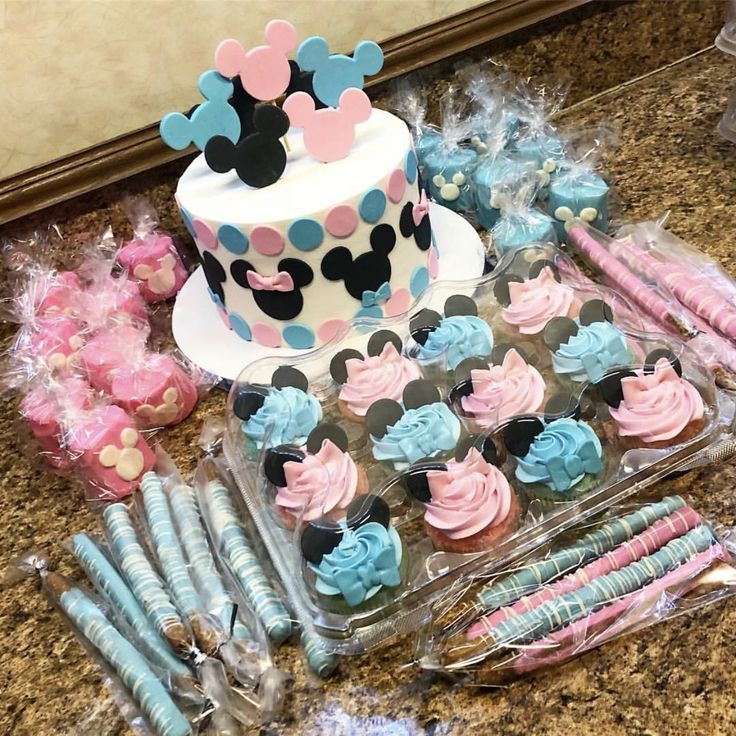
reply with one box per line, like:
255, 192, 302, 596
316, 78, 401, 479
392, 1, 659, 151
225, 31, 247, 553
409, 295, 493, 372
365, 379, 461, 472
503, 394, 604, 502
543, 299, 633, 384
232, 366, 322, 455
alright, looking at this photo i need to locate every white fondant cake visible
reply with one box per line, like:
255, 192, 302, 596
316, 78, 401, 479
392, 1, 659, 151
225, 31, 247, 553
175, 109, 437, 349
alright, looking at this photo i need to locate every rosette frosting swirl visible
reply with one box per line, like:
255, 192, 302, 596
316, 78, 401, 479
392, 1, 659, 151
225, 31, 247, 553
552, 321, 631, 383
424, 448, 513, 539
310, 522, 403, 606
609, 358, 704, 442
416, 315, 493, 370
515, 417, 603, 492
461, 348, 546, 425
339, 342, 421, 417
242, 386, 322, 450
276, 439, 358, 522
502, 267, 579, 335
371, 402, 461, 469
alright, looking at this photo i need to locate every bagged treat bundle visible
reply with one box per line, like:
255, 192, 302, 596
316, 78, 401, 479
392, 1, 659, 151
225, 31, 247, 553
489, 175, 558, 256
221, 243, 734, 655
117, 197, 189, 303
390, 75, 443, 191
424, 87, 479, 213
416, 496, 736, 685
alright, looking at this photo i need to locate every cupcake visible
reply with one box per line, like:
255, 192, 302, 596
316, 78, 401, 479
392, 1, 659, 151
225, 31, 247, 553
301, 495, 407, 613
365, 380, 462, 472
330, 330, 421, 423
232, 366, 322, 454
263, 424, 369, 530
494, 261, 581, 337
453, 344, 546, 428
409, 295, 493, 372
598, 351, 706, 449
503, 394, 604, 502
406, 440, 521, 553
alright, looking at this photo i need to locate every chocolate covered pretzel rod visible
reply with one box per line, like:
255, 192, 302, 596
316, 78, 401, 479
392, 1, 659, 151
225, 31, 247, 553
52, 575, 192, 736
468, 505, 702, 639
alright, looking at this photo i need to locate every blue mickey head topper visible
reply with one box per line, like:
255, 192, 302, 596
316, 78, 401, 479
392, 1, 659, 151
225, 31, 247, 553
297, 36, 384, 108
160, 70, 241, 151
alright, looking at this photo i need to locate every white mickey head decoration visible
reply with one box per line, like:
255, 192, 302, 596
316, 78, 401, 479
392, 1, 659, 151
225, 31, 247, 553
537, 158, 558, 187
47, 335, 84, 371
432, 171, 466, 202
99, 427, 145, 481
553, 205, 598, 232
470, 135, 488, 156
136, 387, 180, 425
134, 254, 177, 296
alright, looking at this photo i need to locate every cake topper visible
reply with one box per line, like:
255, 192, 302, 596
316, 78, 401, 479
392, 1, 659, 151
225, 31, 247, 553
215, 20, 298, 101
283, 87, 371, 163
160, 70, 241, 151
296, 37, 384, 107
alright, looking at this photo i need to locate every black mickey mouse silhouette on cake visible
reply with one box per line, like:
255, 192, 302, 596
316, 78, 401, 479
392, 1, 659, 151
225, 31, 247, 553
202, 251, 227, 303
230, 258, 314, 320
399, 193, 431, 251
321, 223, 396, 303
205, 103, 290, 188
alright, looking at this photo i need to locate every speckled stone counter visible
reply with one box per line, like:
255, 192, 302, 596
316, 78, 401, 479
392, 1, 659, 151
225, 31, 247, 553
2, 2, 736, 735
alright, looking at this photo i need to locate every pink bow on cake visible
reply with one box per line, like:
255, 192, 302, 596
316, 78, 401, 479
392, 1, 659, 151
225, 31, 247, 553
246, 270, 295, 292
413, 190, 429, 227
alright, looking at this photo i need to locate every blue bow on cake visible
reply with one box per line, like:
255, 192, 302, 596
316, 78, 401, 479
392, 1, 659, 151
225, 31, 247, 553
331, 545, 400, 606
362, 281, 392, 308
545, 440, 603, 492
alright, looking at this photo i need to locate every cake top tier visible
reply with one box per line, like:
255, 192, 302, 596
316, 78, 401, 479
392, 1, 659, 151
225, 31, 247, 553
177, 109, 409, 225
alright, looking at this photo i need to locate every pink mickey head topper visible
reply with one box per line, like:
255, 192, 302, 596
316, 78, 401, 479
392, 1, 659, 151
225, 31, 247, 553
283, 88, 371, 163
215, 20, 298, 101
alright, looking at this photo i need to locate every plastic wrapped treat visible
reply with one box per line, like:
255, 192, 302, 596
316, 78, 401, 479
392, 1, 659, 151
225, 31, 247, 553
28, 269, 83, 317
109, 352, 199, 429
424, 88, 478, 213
490, 178, 558, 256
118, 197, 189, 303
64, 403, 156, 501
221, 243, 733, 656
17, 313, 86, 373
418, 497, 736, 687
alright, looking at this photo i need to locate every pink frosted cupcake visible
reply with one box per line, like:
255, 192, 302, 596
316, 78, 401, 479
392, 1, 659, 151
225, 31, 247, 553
494, 262, 580, 337
599, 352, 706, 449
330, 330, 421, 423
454, 345, 546, 427
263, 424, 368, 530
407, 443, 521, 553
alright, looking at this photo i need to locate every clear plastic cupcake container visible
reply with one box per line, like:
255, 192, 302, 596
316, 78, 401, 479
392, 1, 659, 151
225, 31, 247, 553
716, 0, 736, 56
223, 244, 734, 654
718, 86, 736, 144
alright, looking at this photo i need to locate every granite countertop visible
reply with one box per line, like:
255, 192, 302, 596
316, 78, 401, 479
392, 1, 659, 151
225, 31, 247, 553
2, 2, 736, 734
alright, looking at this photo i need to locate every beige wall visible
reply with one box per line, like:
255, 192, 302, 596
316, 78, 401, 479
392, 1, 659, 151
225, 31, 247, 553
1, 0, 483, 178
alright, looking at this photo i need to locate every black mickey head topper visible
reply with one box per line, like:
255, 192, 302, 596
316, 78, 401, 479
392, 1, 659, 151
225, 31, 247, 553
300, 494, 390, 565
364, 379, 442, 438
231, 258, 314, 321
449, 346, 533, 405
544, 299, 615, 351
205, 103, 290, 188
232, 365, 309, 421
597, 367, 638, 408
321, 223, 396, 301
642, 348, 682, 377
329, 331, 403, 384
285, 60, 327, 110
264, 423, 349, 486
409, 295, 478, 346
491, 342, 530, 366
399, 197, 431, 251
228, 76, 258, 140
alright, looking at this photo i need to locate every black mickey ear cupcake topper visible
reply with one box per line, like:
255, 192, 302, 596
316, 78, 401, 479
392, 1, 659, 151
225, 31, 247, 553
643, 348, 682, 377
493, 274, 524, 307
405, 459, 448, 502
305, 422, 349, 454
579, 298, 613, 326
543, 317, 579, 352
409, 295, 478, 345
272, 365, 309, 391
233, 365, 309, 421
205, 103, 290, 188
528, 259, 561, 281
300, 494, 390, 565
364, 379, 442, 438
503, 416, 545, 458
597, 367, 638, 408
455, 434, 500, 466
328, 331, 403, 385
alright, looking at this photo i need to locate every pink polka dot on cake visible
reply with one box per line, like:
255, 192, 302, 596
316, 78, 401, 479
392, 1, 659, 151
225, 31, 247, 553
317, 318, 347, 344
252, 322, 281, 347
250, 225, 284, 255
325, 205, 358, 238
428, 246, 439, 279
385, 288, 410, 317
193, 219, 217, 249
387, 169, 406, 203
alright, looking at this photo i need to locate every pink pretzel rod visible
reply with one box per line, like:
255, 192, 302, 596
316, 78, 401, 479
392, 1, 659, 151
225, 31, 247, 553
568, 226, 692, 335
467, 507, 702, 639
619, 239, 736, 342
512, 543, 724, 674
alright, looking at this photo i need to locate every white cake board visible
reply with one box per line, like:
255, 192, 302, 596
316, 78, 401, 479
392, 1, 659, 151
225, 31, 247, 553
172, 203, 485, 382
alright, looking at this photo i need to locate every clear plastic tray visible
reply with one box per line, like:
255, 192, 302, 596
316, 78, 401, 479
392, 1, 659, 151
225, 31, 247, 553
718, 87, 736, 145
223, 244, 734, 654
716, 0, 736, 56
